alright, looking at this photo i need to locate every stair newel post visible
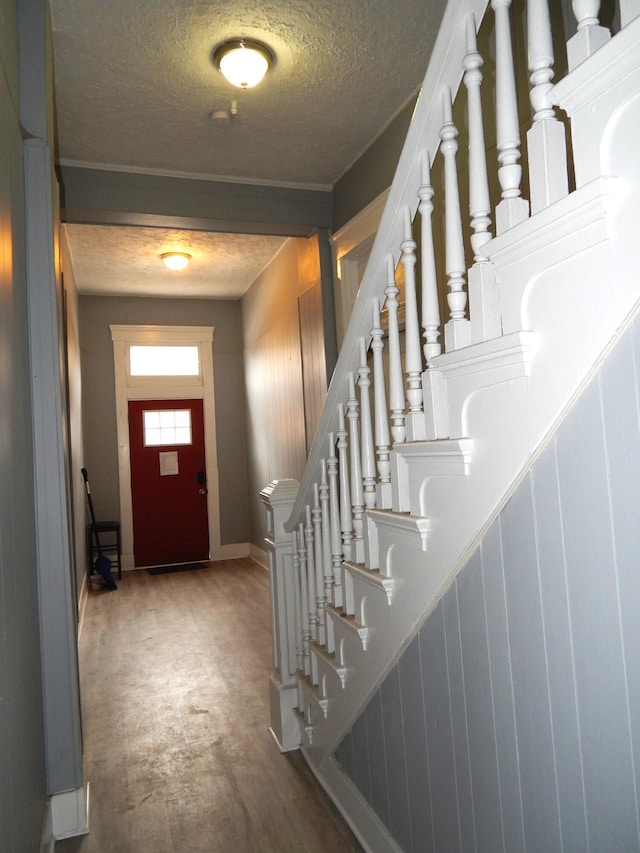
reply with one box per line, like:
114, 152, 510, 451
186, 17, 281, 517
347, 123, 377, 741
319, 460, 333, 618
293, 527, 311, 677
358, 337, 377, 510
371, 298, 392, 509
385, 254, 406, 445
347, 372, 366, 564
291, 528, 304, 677
336, 403, 353, 561
418, 151, 441, 363
567, 2, 610, 70
401, 206, 427, 440
299, 520, 315, 648
312, 485, 326, 647
327, 431, 344, 609
464, 15, 501, 345
440, 86, 471, 352
526, 0, 569, 213
260, 478, 302, 752
492, 0, 530, 234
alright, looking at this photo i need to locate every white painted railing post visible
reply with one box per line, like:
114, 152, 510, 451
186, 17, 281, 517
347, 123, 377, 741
418, 151, 441, 363
336, 404, 353, 561
492, 0, 530, 234
567, 2, 610, 69
527, 0, 569, 213
260, 478, 301, 752
312, 485, 326, 647
402, 207, 427, 439
440, 86, 471, 351
347, 372, 366, 563
319, 461, 333, 620
385, 254, 406, 445
358, 338, 377, 511
298, 520, 315, 649
291, 529, 304, 677
304, 506, 319, 657
293, 528, 311, 677
371, 298, 393, 508
464, 15, 501, 345
326, 432, 344, 608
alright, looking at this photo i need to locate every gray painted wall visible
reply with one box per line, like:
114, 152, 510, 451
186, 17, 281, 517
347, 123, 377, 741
336, 305, 640, 852
0, 0, 48, 849
78, 295, 250, 546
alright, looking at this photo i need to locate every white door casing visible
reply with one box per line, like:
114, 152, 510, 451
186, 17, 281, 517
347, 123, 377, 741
110, 324, 234, 569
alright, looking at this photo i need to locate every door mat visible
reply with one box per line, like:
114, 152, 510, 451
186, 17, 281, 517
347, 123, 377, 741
147, 562, 207, 575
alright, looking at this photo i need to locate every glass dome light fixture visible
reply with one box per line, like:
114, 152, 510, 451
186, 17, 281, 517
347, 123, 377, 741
213, 39, 273, 89
161, 252, 191, 271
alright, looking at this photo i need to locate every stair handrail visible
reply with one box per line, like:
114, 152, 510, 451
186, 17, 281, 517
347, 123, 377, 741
284, 0, 491, 534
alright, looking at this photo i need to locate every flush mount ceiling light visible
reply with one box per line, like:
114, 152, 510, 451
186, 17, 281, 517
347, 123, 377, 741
213, 39, 273, 89
161, 252, 191, 271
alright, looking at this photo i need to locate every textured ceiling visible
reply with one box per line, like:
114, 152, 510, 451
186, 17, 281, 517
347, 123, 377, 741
63, 224, 287, 299
50, 0, 446, 297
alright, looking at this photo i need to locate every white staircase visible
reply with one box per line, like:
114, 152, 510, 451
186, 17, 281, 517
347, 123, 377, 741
262, 0, 640, 804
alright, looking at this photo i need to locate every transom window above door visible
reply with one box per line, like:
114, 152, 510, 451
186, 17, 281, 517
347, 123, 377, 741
129, 345, 200, 377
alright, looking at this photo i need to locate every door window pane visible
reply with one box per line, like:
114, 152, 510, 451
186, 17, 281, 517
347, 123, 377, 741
143, 409, 192, 446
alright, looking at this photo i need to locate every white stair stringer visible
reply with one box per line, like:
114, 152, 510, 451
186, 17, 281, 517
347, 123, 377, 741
342, 558, 395, 614
291, 30, 640, 782
392, 437, 474, 516
295, 506, 442, 762
302, 165, 640, 768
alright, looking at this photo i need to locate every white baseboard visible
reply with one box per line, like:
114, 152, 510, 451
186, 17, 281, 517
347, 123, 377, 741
303, 753, 403, 853
210, 542, 250, 560
249, 543, 268, 569
50, 783, 90, 841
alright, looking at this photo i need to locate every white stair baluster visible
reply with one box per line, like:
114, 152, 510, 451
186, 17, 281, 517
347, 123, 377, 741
347, 372, 365, 564
418, 151, 441, 363
300, 504, 319, 643
371, 298, 392, 509
464, 15, 501, 345
440, 86, 471, 352
401, 206, 427, 439
336, 404, 353, 561
312, 484, 326, 647
291, 529, 304, 675
326, 432, 344, 608
465, 16, 492, 263
527, 0, 569, 213
358, 338, 377, 509
567, 1, 610, 69
319, 460, 333, 614
293, 528, 311, 677
492, 0, 530, 234
385, 254, 406, 445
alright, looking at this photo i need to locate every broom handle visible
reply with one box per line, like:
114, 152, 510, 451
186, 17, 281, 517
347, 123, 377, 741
81, 468, 103, 557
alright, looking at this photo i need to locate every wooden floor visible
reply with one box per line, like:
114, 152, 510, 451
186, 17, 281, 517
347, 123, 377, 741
56, 559, 362, 853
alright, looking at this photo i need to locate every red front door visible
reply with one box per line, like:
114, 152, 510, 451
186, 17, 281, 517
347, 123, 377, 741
128, 398, 209, 567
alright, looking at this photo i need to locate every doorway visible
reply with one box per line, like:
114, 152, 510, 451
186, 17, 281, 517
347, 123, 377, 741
128, 398, 209, 566
110, 325, 231, 570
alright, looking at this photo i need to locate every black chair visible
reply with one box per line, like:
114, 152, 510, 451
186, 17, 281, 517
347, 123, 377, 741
81, 468, 122, 583
86, 521, 122, 581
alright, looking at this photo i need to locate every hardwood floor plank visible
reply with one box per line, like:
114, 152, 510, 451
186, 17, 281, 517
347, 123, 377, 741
56, 559, 362, 852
